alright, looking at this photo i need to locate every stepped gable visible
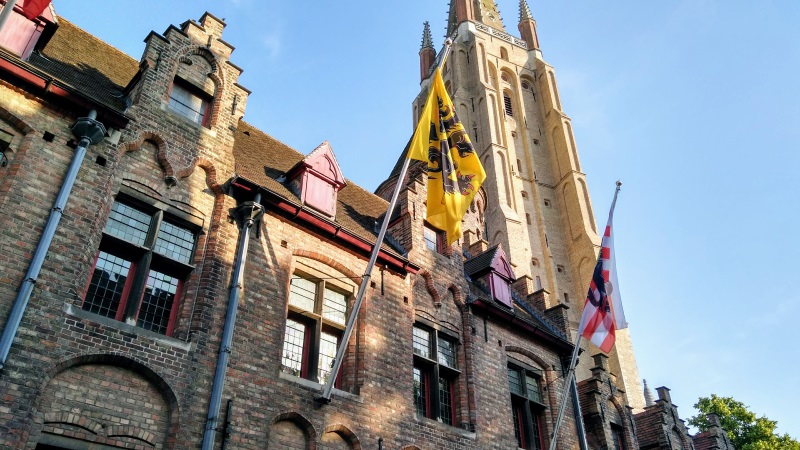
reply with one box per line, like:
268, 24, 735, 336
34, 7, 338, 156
233, 122, 402, 255
25, 18, 139, 113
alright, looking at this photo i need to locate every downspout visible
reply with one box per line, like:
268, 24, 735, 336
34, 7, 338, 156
0, 110, 106, 371
202, 193, 263, 450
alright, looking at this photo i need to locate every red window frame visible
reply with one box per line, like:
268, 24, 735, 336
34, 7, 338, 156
412, 323, 460, 426
81, 199, 196, 336
282, 274, 349, 389
168, 78, 212, 127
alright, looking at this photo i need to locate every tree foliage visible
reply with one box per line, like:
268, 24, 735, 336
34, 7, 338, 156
689, 395, 799, 450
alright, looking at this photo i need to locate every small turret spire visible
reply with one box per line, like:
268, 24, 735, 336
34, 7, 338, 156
519, 0, 533, 21
517, 0, 540, 50
418, 21, 437, 83
421, 21, 434, 50
643, 379, 655, 406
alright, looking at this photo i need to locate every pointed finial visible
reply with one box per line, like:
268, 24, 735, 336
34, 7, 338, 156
421, 21, 434, 50
519, 0, 533, 21
643, 379, 655, 407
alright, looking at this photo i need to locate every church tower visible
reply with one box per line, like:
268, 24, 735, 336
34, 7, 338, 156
415, 0, 645, 410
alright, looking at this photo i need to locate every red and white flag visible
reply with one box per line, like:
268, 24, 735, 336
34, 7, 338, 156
20, 0, 51, 20
578, 184, 627, 353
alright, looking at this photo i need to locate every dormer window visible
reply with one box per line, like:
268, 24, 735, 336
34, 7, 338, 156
464, 244, 516, 308
169, 78, 211, 126
286, 141, 346, 217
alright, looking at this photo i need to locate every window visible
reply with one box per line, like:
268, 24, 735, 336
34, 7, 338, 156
508, 364, 546, 450
0, 128, 12, 167
168, 79, 211, 126
423, 223, 445, 254
611, 424, 625, 450
504, 94, 514, 116
83, 199, 197, 335
281, 274, 349, 387
412, 324, 459, 425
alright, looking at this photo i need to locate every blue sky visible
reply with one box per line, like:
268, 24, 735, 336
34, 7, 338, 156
54, 0, 800, 438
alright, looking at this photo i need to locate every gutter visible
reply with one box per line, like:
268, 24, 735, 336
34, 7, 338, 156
0, 54, 131, 128
469, 298, 573, 352
233, 177, 419, 275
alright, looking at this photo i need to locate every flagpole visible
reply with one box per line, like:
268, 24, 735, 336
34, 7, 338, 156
0, 0, 19, 34
317, 38, 455, 403
548, 182, 622, 449
548, 335, 582, 450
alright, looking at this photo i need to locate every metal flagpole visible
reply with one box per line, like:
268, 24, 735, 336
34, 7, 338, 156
317, 38, 455, 403
548, 335, 582, 450
0, 0, 19, 34
549, 182, 622, 449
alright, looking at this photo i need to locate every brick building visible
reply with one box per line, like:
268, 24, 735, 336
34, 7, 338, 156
0, 1, 730, 450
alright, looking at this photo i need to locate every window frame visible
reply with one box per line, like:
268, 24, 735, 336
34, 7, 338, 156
412, 322, 460, 426
508, 363, 547, 450
423, 222, 446, 254
168, 77, 212, 127
82, 196, 198, 336
281, 270, 352, 388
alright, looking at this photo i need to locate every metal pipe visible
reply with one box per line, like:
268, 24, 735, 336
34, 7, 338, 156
202, 193, 262, 450
570, 373, 589, 450
0, 110, 105, 371
548, 335, 581, 450
0, 0, 19, 34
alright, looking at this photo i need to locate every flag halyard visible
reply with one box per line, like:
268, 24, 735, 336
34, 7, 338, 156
408, 68, 485, 245
578, 188, 627, 353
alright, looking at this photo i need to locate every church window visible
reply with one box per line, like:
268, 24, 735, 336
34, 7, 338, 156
500, 47, 509, 61
168, 78, 211, 126
504, 93, 514, 116
82, 198, 197, 336
526, 214, 531, 225
508, 364, 546, 450
564, 293, 569, 303
543, 198, 551, 207
535, 276, 542, 290
413, 323, 460, 425
281, 273, 350, 387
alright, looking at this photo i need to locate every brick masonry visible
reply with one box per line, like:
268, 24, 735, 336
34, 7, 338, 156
0, 4, 725, 450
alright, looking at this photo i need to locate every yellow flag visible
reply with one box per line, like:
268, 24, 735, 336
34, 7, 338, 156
408, 68, 486, 245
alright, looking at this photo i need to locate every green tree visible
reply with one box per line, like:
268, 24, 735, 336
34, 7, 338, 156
689, 395, 800, 450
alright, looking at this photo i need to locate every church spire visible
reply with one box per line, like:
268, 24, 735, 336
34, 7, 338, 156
421, 21, 434, 50
517, 0, 540, 50
519, 0, 533, 21
419, 22, 436, 83
447, 0, 476, 36
643, 379, 655, 406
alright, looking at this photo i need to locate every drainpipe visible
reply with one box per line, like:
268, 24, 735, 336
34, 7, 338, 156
202, 193, 263, 450
0, 110, 105, 371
